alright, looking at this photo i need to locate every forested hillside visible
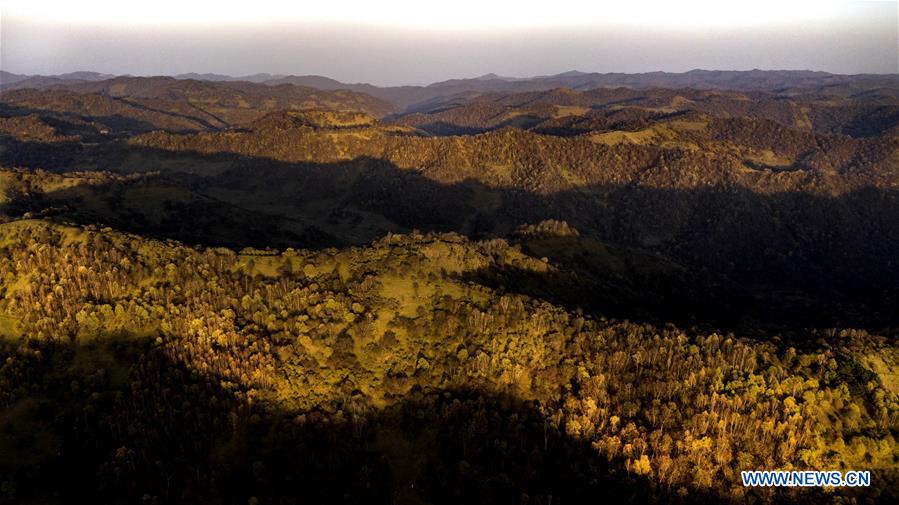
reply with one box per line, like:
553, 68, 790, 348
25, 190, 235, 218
0, 71, 897, 503
1, 221, 897, 503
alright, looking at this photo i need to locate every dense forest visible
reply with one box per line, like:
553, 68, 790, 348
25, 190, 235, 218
0, 71, 897, 503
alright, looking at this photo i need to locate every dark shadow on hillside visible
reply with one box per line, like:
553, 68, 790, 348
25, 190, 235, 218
450, 248, 751, 335
402, 121, 488, 136
0, 102, 168, 137
1, 136, 898, 332
0, 101, 212, 137
841, 105, 899, 138
1, 339, 740, 505
115, 97, 226, 130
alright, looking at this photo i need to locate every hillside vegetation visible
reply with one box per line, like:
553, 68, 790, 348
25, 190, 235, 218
1, 221, 897, 503
0, 70, 897, 503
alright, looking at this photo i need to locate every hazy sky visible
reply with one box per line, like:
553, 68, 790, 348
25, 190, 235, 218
1, 0, 896, 85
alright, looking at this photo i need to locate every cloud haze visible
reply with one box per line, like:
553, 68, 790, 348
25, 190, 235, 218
2, 0, 896, 85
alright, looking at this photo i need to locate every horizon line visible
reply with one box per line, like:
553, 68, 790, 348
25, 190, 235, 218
3, 67, 899, 89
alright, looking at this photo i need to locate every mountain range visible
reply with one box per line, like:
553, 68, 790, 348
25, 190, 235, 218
4, 69, 897, 111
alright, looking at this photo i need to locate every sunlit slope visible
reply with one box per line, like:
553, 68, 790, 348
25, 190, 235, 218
0, 219, 896, 502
